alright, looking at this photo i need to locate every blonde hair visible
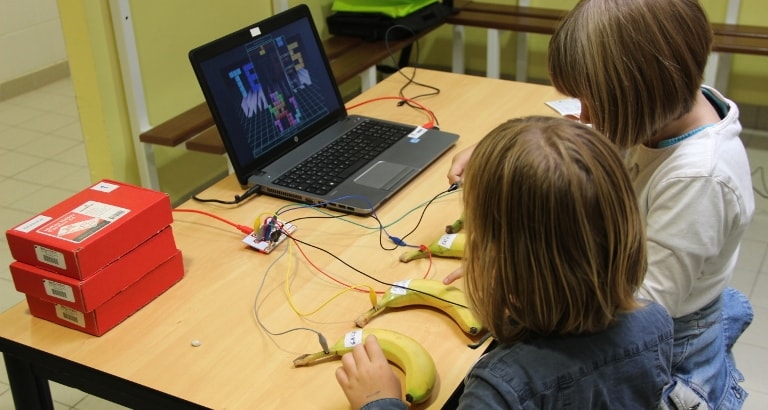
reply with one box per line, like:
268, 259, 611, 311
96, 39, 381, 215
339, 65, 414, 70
547, 0, 713, 148
462, 116, 646, 343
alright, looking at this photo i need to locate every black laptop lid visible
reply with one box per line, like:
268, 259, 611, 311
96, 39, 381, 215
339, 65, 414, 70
188, 5, 347, 182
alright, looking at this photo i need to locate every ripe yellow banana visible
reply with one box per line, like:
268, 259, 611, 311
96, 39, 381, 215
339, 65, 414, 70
399, 232, 466, 262
293, 328, 436, 404
355, 278, 483, 336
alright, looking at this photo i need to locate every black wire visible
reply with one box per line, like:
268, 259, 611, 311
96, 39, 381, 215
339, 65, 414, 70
397, 68, 441, 128
282, 229, 468, 309
192, 184, 260, 205
274, 186, 466, 307
382, 24, 441, 127
370, 188, 455, 251
392, 188, 454, 244
281, 189, 456, 252
282, 212, 404, 252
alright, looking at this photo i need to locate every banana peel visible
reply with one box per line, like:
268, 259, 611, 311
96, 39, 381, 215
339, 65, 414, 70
399, 231, 465, 262
445, 213, 464, 234
400, 214, 465, 262
355, 278, 483, 336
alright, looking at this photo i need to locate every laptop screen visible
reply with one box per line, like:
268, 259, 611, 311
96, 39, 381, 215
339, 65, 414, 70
190, 7, 345, 174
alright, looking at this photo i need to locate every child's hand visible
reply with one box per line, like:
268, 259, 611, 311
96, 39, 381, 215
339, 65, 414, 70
443, 267, 464, 285
335, 335, 402, 409
447, 145, 476, 184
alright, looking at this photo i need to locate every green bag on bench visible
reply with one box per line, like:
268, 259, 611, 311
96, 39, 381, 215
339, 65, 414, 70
327, 0, 450, 41
331, 0, 439, 18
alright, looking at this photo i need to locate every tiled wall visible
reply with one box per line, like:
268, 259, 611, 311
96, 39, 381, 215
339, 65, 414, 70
0, 0, 68, 100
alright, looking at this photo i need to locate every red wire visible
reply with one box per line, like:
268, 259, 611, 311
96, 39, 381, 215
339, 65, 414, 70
289, 236, 435, 295
422, 245, 434, 279
173, 208, 254, 235
345, 96, 436, 129
174, 209, 437, 293
289, 236, 386, 294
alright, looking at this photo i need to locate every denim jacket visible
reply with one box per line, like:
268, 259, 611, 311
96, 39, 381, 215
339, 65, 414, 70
362, 301, 674, 410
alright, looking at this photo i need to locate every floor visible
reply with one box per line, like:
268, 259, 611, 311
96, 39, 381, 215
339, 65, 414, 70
0, 78, 767, 409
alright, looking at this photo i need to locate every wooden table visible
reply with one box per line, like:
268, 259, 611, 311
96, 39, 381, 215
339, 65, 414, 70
0, 70, 565, 409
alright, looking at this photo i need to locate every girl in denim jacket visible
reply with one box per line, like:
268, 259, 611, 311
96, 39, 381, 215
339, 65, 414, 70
337, 117, 682, 409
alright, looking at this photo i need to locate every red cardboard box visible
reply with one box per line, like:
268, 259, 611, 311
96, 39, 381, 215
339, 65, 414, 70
10, 226, 178, 311
25, 250, 184, 336
5, 180, 173, 279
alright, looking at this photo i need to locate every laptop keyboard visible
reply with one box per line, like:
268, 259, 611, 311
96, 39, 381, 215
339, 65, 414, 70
274, 120, 413, 196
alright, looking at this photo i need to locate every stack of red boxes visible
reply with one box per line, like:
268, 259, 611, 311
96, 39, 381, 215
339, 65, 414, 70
5, 179, 184, 336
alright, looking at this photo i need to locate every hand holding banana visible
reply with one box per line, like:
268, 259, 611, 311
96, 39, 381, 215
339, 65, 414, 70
293, 328, 437, 404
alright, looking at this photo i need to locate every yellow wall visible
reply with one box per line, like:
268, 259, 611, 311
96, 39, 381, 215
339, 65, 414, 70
57, 1, 135, 184
58, 0, 767, 204
128, 1, 277, 202
57, 0, 341, 204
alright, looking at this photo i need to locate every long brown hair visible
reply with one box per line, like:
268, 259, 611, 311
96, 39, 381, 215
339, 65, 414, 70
548, 0, 713, 148
462, 116, 646, 344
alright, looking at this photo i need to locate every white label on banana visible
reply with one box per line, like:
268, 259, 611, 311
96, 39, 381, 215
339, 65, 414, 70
438, 233, 458, 249
344, 329, 365, 348
391, 279, 411, 295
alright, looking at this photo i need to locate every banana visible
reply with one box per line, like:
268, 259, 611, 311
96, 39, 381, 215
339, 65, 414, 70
445, 213, 465, 234
355, 278, 483, 336
293, 328, 437, 404
399, 232, 466, 262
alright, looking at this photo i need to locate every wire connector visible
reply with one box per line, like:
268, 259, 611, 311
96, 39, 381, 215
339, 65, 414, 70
318, 333, 330, 354
388, 235, 408, 247
243, 218, 296, 254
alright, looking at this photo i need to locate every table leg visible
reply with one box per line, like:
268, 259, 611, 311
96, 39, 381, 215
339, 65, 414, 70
3, 352, 54, 410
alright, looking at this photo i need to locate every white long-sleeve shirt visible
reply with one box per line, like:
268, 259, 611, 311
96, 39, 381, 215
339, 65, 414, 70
628, 86, 755, 318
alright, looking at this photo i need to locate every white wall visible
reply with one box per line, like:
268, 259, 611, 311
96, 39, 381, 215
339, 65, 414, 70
0, 0, 67, 84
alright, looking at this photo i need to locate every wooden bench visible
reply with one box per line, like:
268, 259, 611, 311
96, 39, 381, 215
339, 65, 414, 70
139, 33, 432, 156
445, 0, 768, 83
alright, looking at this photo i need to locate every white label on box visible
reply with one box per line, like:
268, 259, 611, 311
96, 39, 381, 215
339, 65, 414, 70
73, 201, 129, 221
36, 201, 130, 243
34, 245, 66, 269
43, 279, 75, 302
14, 215, 53, 233
91, 181, 120, 193
55, 305, 85, 327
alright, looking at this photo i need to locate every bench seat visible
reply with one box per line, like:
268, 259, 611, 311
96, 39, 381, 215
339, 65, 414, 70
445, 0, 768, 86
446, 2, 768, 55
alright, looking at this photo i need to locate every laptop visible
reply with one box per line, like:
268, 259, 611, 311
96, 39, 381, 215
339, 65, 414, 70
188, 4, 459, 215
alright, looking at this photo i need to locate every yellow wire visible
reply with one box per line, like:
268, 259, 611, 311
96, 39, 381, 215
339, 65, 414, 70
253, 212, 275, 232
283, 239, 378, 317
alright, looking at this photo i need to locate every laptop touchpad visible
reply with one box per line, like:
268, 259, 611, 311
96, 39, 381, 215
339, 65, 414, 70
354, 161, 415, 190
